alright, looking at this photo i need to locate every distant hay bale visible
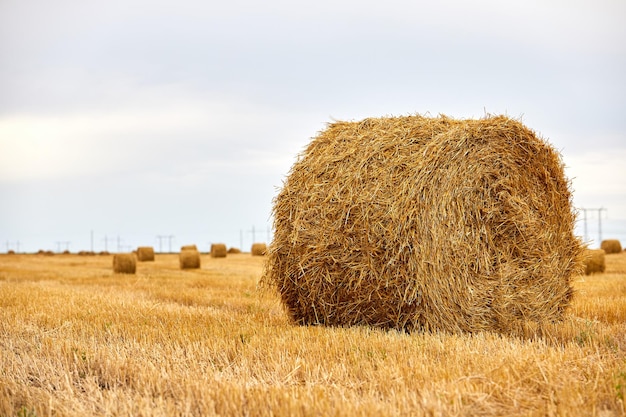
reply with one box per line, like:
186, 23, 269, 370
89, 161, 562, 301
113, 253, 137, 274
99, 251, 110, 256
600, 239, 622, 254
7, 250, 15, 255
228, 247, 242, 254
136, 246, 155, 262
180, 249, 201, 269
583, 249, 606, 275
44, 251, 55, 256
181, 244, 198, 251
263, 114, 585, 334
210, 243, 227, 258
251, 243, 267, 256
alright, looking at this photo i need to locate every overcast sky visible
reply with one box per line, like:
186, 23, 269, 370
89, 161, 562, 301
1, 0, 625, 253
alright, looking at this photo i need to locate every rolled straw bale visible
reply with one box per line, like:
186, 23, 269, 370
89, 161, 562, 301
251, 243, 267, 256
583, 249, 605, 275
181, 244, 198, 251
180, 249, 201, 269
210, 243, 227, 258
263, 114, 585, 334
113, 253, 137, 274
228, 247, 242, 254
600, 239, 622, 254
136, 246, 155, 262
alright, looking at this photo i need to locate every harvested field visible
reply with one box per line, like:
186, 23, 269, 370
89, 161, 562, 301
0, 252, 625, 416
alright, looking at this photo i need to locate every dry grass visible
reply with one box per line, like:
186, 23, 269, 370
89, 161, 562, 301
602, 240, 623, 254
584, 249, 606, 275
251, 243, 267, 256
210, 243, 228, 258
112, 253, 136, 274
179, 249, 201, 269
0, 252, 625, 416
136, 246, 155, 262
265, 115, 584, 334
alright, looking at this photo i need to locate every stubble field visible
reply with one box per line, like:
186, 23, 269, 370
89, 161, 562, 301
1, 251, 625, 416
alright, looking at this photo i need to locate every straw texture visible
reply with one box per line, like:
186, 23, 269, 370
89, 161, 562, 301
136, 246, 155, 262
263, 114, 585, 334
583, 249, 605, 275
113, 253, 136, 274
210, 243, 227, 258
600, 239, 622, 254
251, 243, 267, 256
179, 249, 201, 269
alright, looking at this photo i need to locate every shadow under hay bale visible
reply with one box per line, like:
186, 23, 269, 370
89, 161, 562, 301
113, 253, 136, 274
263, 114, 585, 334
180, 249, 201, 269
136, 246, 155, 262
583, 249, 605, 275
600, 239, 622, 254
210, 243, 227, 258
251, 243, 267, 256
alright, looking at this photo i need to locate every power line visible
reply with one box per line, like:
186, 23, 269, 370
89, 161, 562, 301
580, 207, 607, 245
156, 235, 175, 253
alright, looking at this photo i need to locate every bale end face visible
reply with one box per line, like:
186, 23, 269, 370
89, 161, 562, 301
251, 243, 267, 256
600, 239, 622, 254
136, 246, 155, 262
113, 253, 137, 274
210, 243, 227, 258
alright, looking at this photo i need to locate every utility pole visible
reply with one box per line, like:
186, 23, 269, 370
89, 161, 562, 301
156, 235, 174, 253
102, 235, 113, 252
248, 225, 256, 244
55, 241, 70, 252
240, 229, 243, 251
580, 207, 607, 247
90, 230, 94, 252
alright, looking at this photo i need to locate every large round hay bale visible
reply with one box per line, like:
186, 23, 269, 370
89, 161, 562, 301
136, 246, 155, 262
583, 249, 605, 275
251, 242, 267, 256
181, 244, 198, 251
113, 253, 137, 274
600, 239, 622, 254
180, 249, 201, 269
228, 247, 242, 254
263, 115, 585, 334
210, 243, 227, 258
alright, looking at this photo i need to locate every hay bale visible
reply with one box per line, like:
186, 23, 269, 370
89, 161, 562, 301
113, 253, 137, 274
210, 243, 227, 258
600, 239, 622, 254
228, 247, 242, 254
180, 249, 201, 269
263, 114, 585, 334
181, 244, 198, 251
583, 249, 605, 275
251, 243, 267, 256
136, 246, 155, 262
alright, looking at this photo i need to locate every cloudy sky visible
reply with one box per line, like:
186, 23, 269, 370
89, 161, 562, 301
1, 0, 625, 253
